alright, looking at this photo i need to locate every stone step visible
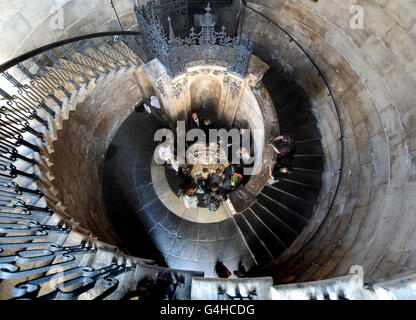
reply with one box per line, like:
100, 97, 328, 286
243, 207, 287, 257
11, 158, 33, 173
277, 100, 312, 119
286, 123, 322, 142
295, 139, 324, 156
256, 192, 308, 234
250, 202, 298, 247
267, 179, 320, 204
279, 110, 318, 132
292, 155, 324, 172
233, 213, 273, 266
282, 169, 323, 189
0, 49, 161, 300
261, 185, 315, 220
270, 275, 373, 300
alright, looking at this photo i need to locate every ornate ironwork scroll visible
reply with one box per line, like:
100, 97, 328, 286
135, 1, 252, 78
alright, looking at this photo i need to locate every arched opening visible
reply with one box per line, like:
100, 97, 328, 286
189, 76, 222, 121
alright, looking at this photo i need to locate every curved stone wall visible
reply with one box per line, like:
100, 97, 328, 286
0, 0, 138, 63
244, 0, 416, 284
47, 67, 155, 248
2, 0, 415, 285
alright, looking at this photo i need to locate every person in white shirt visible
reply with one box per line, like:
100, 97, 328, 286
150, 95, 161, 109
158, 144, 173, 162
156, 139, 179, 171
179, 183, 199, 208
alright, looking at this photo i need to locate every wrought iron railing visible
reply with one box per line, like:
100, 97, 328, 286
134, 1, 253, 78
0, 33, 142, 200
0, 31, 152, 299
0, 3, 413, 301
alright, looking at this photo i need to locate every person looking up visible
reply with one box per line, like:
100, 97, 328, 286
268, 133, 296, 161
210, 168, 225, 187
179, 182, 199, 208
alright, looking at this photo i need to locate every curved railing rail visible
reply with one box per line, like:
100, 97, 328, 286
0, 31, 150, 300
0, 9, 415, 301
0, 31, 141, 73
243, 2, 345, 266
0, 31, 143, 203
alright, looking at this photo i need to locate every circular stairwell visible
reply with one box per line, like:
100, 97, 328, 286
97, 53, 325, 278
1, 0, 416, 300
102, 110, 256, 277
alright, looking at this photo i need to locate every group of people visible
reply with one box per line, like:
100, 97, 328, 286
268, 133, 296, 183
174, 112, 248, 211
158, 110, 296, 210
177, 163, 244, 211
157, 112, 219, 169
188, 111, 216, 135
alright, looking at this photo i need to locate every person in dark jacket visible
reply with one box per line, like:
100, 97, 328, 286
210, 182, 228, 201
210, 168, 225, 187
201, 118, 216, 138
178, 165, 193, 189
269, 158, 294, 182
270, 140, 291, 159
268, 133, 296, 161
188, 112, 202, 130
202, 182, 227, 211
196, 168, 211, 193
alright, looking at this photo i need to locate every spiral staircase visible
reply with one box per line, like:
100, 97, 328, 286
233, 65, 323, 268
0, 1, 416, 301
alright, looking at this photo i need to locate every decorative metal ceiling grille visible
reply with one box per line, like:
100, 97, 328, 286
134, 1, 252, 78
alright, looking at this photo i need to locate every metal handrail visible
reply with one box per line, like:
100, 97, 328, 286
0, 32, 143, 230
0, 31, 140, 73
0, 31, 147, 299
